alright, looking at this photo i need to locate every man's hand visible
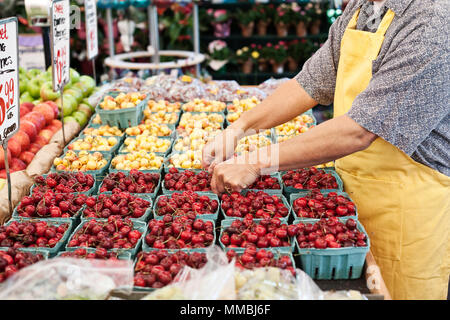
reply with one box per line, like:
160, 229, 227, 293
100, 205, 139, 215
202, 128, 243, 173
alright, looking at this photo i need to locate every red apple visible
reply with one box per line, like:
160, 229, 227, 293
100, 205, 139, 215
20, 106, 31, 118
7, 139, 21, 158
20, 120, 38, 142
28, 143, 42, 154
38, 129, 53, 143
0, 147, 12, 169
50, 119, 62, 129
19, 151, 35, 165
12, 131, 30, 151
23, 112, 46, 132
46, 125, 59, 134
33, 103, 55, 125
34, 136, 48, 148
10, 158, 27, 171
45, 100, 60, 118
0, 169, 6, 179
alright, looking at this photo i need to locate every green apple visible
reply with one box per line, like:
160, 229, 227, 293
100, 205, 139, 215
27, 78, 45, 99
56, 94, 77, 116
79, 75, 96, 95
77, 104, 93, 118
72, 111, 88, 126
19, 67, 27, 76
72, 82, 89, 97
26, 68, 42, 79
19, 75, 28, 94
64, 87, 84, 104
63, 116, 77, 124
40, 81, 61, 101
20, 92, 34, 103
69, 68, 80, 85
32, 99, 42, 105
81, 98, 95, 113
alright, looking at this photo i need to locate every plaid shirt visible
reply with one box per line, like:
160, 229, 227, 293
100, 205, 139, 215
296, 0, 450, 176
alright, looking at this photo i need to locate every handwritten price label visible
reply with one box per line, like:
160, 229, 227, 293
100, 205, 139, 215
85, 0, 98, 60
0, 17, 19, 142
51, 0, 70, 92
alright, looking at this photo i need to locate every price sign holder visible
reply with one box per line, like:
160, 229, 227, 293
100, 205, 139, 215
0, 17, 20, 215
85, 0, 99, 84
50, 0, 70, 146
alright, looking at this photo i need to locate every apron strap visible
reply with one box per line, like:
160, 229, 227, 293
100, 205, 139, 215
376, 9, 396, 36
347, 8, 360, 30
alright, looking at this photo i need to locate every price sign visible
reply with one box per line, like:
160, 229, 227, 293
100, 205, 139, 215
0, 17, 19, 143
50, 0, 70, 92
85, 0, 99, 60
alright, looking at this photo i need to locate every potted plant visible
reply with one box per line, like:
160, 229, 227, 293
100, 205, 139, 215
291, 3, 311, 37
287, 39, 303, 72
235, 8, 257, 37
273, 4, 292, 37
267, 41, 288, 74
306, 3, 324, 35
207, 8, 232, 37
254, 4, 275, 36
236, 46, 253, 74
258, 44, 270, 72
302, 39, 321, 62
207, 40, 232, 74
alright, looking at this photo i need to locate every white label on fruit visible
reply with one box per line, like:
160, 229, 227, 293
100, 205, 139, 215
50, 0, 71, 92
0, 17, 20, 142
85, 0, 98, 60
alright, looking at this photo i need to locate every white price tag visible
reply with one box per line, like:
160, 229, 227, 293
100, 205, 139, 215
0, 17, 19, 143
50, 0, 71, 92
85, 0, 98, 60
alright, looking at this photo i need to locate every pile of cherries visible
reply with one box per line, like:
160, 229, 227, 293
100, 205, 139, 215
145, 215, 215, 250
99, 170, 160, 194
221, 191, 289, 219
292, 190, 356, 219
155, 191, 218, 219
59, 248, 124, 260
226, 248, 295, 275
33, 172, 95, 193
220, 217, 293, 249
246, 175, 281, 190
67, 216, 142, 250
0, 220, 70, 249
83, 193, 151, 219
164, 168, 211, 192
0, 248, 46, 283
294, 217, 367, 249
134, 250, 207, 288
16, 191, 87, 218
282, 168, 338, 189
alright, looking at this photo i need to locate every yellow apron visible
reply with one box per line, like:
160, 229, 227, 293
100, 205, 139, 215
334, 8, 450, 300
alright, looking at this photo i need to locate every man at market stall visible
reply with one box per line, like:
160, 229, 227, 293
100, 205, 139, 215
202, 0, 449, 300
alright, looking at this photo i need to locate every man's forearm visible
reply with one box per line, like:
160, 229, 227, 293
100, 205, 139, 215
254, 115, 377, 171
232, 79, 318, 132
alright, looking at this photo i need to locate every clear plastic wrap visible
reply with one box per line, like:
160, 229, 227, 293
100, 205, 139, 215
258, 77, 290, 95
0, 258, 134, 300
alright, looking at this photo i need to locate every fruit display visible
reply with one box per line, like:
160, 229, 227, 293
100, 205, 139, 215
274, 120, 311, 136
67, 135, 119, 152
99, 92, 147, 110
125, 123, 173, 137
221, 191, 289, 219
0, 220, 70, 249
53, 151, 109, 172
134, 250, 207, 289
220, 217, 293, 250
67, 217, 143, 250
82, 125, 124, 137
0, 248, 46, 283
172, 128, 221, 152
110, 151, 164, 171
122, 136, 172, 154
226, 97, 261, 123
155, 191, 218, 219
181, 99, 226, 113
59, 248, 125, 260
246, 175, 281, 190
143, 111, 179, 125
177, 112, 224, 136
292, 190, 356, 219
281, 168, 339, 190
235, 134, 272, 154
163, 168, 211, 192
145, 216, 215, 250
294, 217, 368, 249
99, 170, 160, 194
83, 193, 151, 219
91, 114, 103, 125
146, 100, 181, 113
166, 150, 203, 169
32, 172, 95, 194
16, 191, 87, 218
226, 248, 295, 275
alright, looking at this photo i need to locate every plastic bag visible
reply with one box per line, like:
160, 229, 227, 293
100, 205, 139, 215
0, 258, 134, 300
258, 77, 290, 95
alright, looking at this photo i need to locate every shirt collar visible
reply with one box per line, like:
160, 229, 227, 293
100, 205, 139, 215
355, 0, 413, 17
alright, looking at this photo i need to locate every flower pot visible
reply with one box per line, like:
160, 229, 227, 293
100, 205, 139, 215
242, 59, 253, 74
212, 20, 232, 38
296, 21, 308, 37
258, 59, 268, 72
310, 20, 322, 35
257, 20, 270, 36
240, 22, 255, 37
287, 57, 299, 72
270, 60, 285, 74
275, 22, 289, 37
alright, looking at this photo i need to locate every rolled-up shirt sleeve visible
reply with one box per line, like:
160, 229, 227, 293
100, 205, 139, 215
347, 12, 449, 156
